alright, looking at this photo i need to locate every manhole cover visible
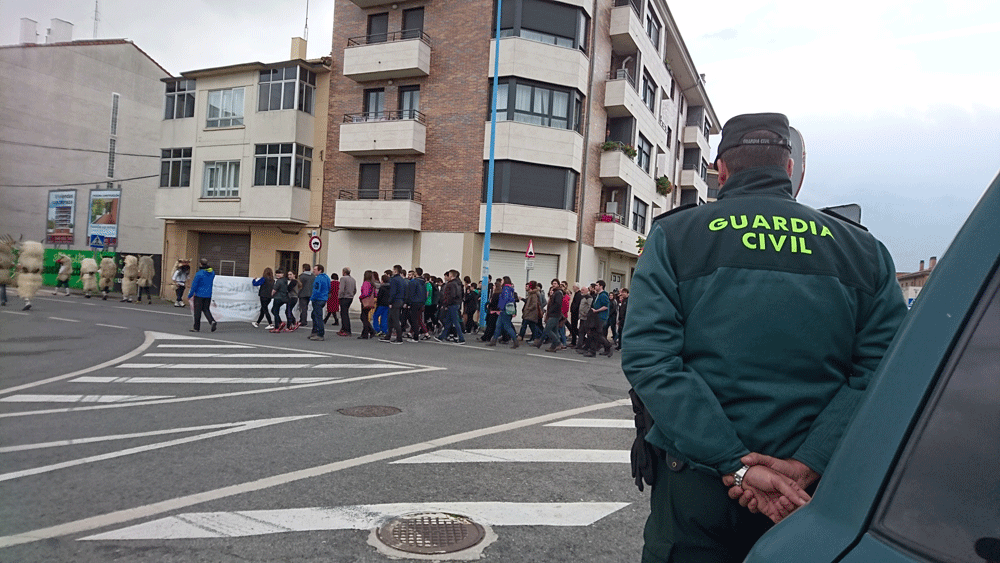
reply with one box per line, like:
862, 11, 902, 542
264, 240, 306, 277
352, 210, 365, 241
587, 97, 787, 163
337, 405, 401, 417
377, 513, 485, 555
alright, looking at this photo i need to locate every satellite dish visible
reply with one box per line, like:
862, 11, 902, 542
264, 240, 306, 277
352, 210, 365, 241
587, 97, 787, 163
789, 126, 806, 198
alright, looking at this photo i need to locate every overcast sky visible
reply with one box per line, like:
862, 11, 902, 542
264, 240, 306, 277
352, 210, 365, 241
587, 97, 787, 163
3, 0, 998, 272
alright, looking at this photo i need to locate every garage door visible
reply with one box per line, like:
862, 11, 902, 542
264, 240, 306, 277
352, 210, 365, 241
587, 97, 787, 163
487, 250, 559, 287
198, 233, 250, 277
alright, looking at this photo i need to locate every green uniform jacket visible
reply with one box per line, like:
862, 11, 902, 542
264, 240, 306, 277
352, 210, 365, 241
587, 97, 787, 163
621, 166, 907, 477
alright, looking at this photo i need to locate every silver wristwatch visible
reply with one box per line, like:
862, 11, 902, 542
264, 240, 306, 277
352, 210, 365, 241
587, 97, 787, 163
733, 465, 750, 488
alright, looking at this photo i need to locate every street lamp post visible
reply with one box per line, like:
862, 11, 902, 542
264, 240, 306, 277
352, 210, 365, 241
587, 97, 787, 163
480, 0, 503, 328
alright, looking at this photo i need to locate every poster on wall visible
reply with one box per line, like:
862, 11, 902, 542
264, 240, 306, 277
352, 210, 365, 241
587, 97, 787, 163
46, 190, 76, 245
88, 188, 121, 248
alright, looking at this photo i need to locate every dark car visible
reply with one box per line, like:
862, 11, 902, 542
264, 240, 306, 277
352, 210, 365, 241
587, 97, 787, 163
745, 172, 1000, 563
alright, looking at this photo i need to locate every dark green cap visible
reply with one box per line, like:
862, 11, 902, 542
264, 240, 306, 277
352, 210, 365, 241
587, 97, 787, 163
715, 112, 791, 163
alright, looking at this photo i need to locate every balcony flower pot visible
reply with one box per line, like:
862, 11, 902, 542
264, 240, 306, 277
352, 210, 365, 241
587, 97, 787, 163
655, 176, 672, 195
601, 141, 638, 159
599, 214, 615, 223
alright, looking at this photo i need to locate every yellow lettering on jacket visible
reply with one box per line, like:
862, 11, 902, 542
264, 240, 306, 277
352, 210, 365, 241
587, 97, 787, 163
709, 217, 728, 231
707, 215, 833, 256
772, 217, 788, 231
791, 218, 808, 233
752, 215, 771, 230
742, 232, 757, 250
731, 215, 749, 229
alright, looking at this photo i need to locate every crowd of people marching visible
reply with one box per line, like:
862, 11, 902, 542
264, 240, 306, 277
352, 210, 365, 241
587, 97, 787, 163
241, 263, 627, 357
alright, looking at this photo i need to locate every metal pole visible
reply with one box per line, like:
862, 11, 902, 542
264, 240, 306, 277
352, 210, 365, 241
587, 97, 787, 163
480, 0, 502, 328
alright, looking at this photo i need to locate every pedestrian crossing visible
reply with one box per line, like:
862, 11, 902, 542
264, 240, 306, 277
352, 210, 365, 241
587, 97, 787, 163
76, 410, 640, 546
0, 331, 440, 412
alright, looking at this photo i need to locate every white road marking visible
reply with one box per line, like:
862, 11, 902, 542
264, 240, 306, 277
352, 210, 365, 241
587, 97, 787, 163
95, 323, 128, 329
0, 421, 253, 452
0, 394, 173, 403
72, 376, 339, 385
114, 306, 189, 317
0, 399, 630, 548
143, 353, 325, 358
1, 311, 29, 316
116, 363, 404, 369
392, 449, 630, 464
545, 418, 633, 428
0, 415, 322, 483
47, 316, 80, 323
80, 502, 631, 540
526, 353, 587, 363
156, 344, 253, 348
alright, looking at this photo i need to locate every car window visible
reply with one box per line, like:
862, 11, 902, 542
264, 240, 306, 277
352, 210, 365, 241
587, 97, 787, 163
874, 267, 1000, 563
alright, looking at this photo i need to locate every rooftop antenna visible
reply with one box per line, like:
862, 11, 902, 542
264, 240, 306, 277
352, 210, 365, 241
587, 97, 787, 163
93, 0, 99, 37
303, 0, 309, 40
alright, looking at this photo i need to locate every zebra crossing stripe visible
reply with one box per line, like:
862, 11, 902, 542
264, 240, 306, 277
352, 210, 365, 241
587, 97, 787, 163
72, 376, 340, 385
0, 394, 173, 404
391, 449, 630, 464
545, 418, 634, 428
143, 353, 325, 358
116, 363, 405, 369
79, 502, 631, 540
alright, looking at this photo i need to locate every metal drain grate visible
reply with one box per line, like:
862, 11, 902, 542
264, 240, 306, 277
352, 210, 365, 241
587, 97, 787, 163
337, 405, 401, 417
377, 513, 485, 555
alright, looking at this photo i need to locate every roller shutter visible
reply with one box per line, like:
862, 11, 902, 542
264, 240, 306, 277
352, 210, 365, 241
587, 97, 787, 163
198, 233, 250, 277
488, 250, 559, 287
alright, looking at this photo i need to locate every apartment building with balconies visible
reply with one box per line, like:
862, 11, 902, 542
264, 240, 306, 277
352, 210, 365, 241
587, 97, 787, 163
324, 0, 717, 289
155, 39, 331, 282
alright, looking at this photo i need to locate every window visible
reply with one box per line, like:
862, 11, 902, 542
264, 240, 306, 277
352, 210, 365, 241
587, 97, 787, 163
394, 163, 416, 200
632, 197, 648, 233
495, 0, 590, 52
646, 5, 661, 50
206, 88, 244, 128
164, 79, 195, 120
359, 163, 380, 199
490, 78, 583, 131
401, 7, 424, 39
107, 138, 116, 178
483, 160, 577, 211
364, 88, 386, 120
110, 93, 120, 136
253, 144, 311, 188
278, 251, 299, 275
637, 135, 652, 173
159, 148, 192, 187
666, 126, 672, 148
875, 269, 1000, 562
367, 12, 389, 43
642, 71, 657, 113
399, 86, 420, 119
203, 161, 240, 198
258, 66, 316, 114
294, 145, 312, 189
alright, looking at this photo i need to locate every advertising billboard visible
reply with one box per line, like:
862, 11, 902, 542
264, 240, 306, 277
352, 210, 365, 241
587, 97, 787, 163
46, 190, 76, 245
88, 188, 121, 247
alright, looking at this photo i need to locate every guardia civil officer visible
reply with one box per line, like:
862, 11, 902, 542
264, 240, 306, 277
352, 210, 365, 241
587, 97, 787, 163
621, 113, 907, 562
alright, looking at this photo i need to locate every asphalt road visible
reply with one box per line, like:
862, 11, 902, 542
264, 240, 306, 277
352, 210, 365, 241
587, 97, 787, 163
0, 293, 647, 562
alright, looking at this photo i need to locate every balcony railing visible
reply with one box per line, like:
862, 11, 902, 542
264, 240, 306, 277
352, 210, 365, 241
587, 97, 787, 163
613, 0, 641, 17
343, 109, 427, 124
339, 189, 422, 202
608, 68, 636, 90
347, 30, 431, 47
596, 212, 628, 227
683, 163, 708, 182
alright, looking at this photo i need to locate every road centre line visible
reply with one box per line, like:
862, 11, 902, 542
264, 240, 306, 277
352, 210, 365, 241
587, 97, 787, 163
95, 323, 128, 329
0, 421, 253, 452
72, 376, 339, 385
0, 399, 630, 548
0, 415, 323, 483
80, 502, 632, 540
113, 306, 189, 317
391, 449, 630, 464
47, 316, 80, 323
1, 311, 29, 316
143, 353, 325, 358
545, 418, 633, 428
526, 353, 588, 363
156, 344, 253, 348
0, 394, 173, 404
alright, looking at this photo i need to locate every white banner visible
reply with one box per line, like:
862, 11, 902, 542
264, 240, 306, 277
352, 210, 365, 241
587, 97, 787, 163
206, 275, 258, 322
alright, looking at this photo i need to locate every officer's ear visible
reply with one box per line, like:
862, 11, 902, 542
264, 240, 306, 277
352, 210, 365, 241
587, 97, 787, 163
717, 159, 729, 187
786, 156, 794, 178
